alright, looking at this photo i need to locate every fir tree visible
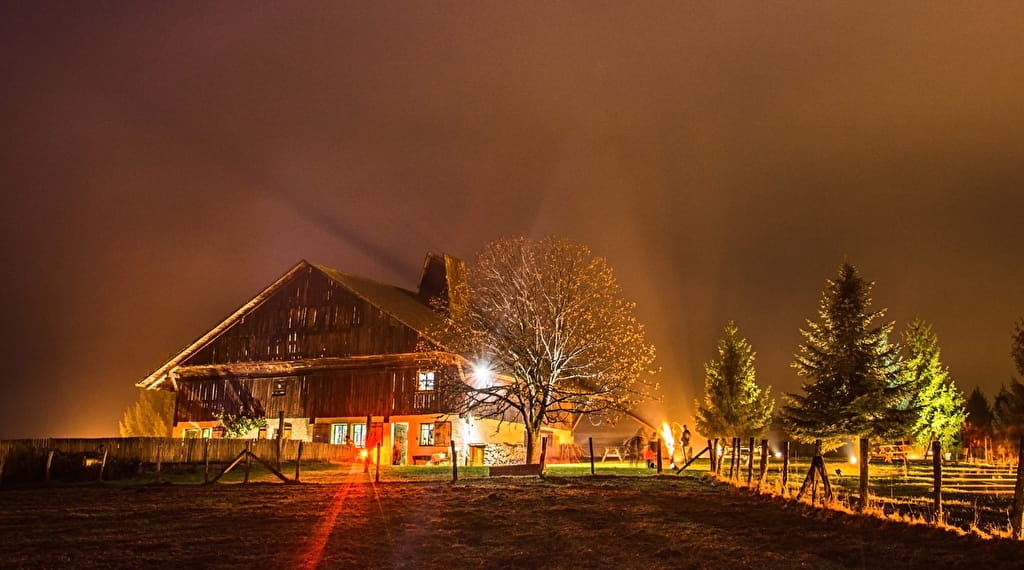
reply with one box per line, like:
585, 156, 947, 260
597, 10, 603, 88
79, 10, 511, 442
694, 321, 774, 439
783, 263, 912, 451
965, 387, 993, 432
1012, 318, 1024, 377
902, 319, 967, 451
992, 380, 1024, 458
963, 387, 993, 461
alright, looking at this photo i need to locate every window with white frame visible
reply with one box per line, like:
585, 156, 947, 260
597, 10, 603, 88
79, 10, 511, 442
419, 423, 435, 446
331, 423, 349, 444
352, 423, 367, 447
417, 371, 436, 391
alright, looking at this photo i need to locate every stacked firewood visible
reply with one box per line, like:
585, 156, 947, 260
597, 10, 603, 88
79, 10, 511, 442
483, 443, 526, 465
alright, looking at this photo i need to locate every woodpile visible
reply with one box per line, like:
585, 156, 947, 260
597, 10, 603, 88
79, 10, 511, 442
483, 443, 526, 466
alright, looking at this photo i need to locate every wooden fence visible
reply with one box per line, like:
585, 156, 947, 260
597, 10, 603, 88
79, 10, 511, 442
0, 437, 353, 465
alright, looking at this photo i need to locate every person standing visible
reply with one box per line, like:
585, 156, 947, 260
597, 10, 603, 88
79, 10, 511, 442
681, 425, 692, 463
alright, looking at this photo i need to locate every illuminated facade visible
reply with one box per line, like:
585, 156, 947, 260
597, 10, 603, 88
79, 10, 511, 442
136, 254, 571, 465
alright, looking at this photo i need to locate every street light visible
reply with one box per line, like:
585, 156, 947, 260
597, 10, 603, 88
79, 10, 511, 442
472, 361, 494, 388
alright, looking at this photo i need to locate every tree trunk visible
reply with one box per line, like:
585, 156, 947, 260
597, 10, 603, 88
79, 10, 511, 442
524, 427, 541, 464
1010, 434, 1024, 539
859, 437, 870, 512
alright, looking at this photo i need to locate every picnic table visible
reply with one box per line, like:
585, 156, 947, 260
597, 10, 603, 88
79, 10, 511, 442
602, 447, 623, 461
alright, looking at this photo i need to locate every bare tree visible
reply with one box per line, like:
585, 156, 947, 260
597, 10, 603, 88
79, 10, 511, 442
436, 236, 657, 463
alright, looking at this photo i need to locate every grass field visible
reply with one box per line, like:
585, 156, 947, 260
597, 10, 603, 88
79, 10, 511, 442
3, 460, 1024, 569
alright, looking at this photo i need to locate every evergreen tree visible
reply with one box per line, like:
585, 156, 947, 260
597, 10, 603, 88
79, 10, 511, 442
902, 319, 967, 451
963, 387, 993, 461
694, 321, 774, 439
965, 387, 993, 431
1013, 318, 1024, 377
992, 380, 1024, 458
783, 263, 912, 451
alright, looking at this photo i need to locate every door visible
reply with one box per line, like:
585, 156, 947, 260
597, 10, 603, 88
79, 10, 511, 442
392, 423, 409, 465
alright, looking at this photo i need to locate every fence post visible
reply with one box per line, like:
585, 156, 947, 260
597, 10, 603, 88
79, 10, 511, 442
812, 440, 822, 504
727, 439, 733, 479
98, 447, 108, 482
709, 439, 718, 474
45, 450, 55, 484
758, 439, 768, 489
276, 411, 285, 472
589, 438, 595, 475
656, 439, 663, 474
746, 437, 754, 485
1011, 434, 1024, 539
932, 440, 943, 521
0, 451, 5, 488
859, 437, 870, 511
243, 440, 252, 484
375, 442, 382, 483
294, 440, 304, 482
450, 439, 458, 483
782, 441, 790, 490
737, 437, 745, 476
203, 439, 211, 484
735, 438, 742, 479
363, 415, 372, 473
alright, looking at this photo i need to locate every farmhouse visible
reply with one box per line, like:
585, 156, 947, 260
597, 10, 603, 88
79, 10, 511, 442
137, 254, 573, 466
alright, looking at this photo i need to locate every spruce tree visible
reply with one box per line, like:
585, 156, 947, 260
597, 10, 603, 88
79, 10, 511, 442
694, 321, 774, 439
964, 387, 993, 433
963, 387, 993, 461
1013, 318, 1024, 377
992, 380, 1024, 457
903, 319, 967, 451
783, 263, 911, 451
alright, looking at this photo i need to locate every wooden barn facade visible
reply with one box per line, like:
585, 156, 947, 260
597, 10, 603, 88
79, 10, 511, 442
137, 254, 571, 465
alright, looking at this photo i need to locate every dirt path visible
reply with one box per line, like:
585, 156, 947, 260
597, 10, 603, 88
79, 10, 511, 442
1, 473, 1021, 569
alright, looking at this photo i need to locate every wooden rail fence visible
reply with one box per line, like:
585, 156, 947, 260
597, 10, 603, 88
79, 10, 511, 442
0, 437, 352, 465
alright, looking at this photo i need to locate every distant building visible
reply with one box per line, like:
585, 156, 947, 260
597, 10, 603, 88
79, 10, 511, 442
137, 254, 573, 465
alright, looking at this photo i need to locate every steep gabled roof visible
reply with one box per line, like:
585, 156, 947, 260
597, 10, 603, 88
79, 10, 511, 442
137, 259, 447, 391
313, 263, 443, 341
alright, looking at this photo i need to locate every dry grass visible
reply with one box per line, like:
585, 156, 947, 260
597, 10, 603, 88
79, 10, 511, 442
2, 467, 1023, 569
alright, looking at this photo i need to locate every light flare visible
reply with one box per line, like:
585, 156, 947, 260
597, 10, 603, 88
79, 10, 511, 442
660, 421, 676, 458
472, 361, 494, 388
294, 463, 363, 569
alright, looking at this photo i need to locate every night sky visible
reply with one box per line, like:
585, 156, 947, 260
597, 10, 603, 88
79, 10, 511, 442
2, 3, 1022, 439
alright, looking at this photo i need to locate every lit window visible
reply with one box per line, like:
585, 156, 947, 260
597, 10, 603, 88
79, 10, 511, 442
201, 428, 212, 438
331, 423, 349, 444
419, 423, 435, 446
418, 371, 436, 391
352, 424, 367, 447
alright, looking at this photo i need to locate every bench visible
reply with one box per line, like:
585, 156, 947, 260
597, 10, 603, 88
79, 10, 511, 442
871, 444, 911, 463
412, 453, 450, 465
488, 463, 545, 477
